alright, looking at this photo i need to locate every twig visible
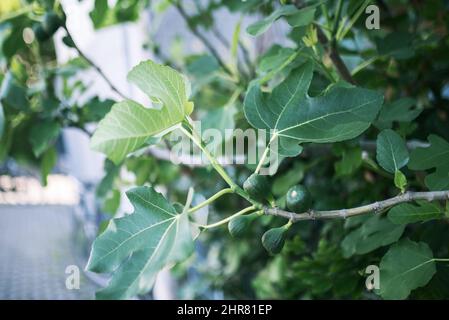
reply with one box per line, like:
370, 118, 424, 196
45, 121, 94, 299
62, 26, 130, 100
199, 205, 256, 229
293, 0, 355, 84
316, 26, 356, 84
211, 25, 254, 77
264, 190, 449, 222
172, 1, 234, 77
188, 188, 234, 213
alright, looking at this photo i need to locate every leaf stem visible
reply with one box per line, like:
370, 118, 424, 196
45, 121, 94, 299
180, 124, 236, 189
320, 3, 331, 31
188, 188, 234, 214
254, 133, 277, 174
259, 52, 299, 85
181, 119, 258, 206
171, 0, 234, 78
199, 205, 256, 229
332, 0, 344, 40
337, 0, 371, 41
182, 187, 195, 214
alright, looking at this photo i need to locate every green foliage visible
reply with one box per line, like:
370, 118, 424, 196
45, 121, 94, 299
394, 170, 407, 193
246, 4, 316, 37
375, 98, 421, 129
0, 102, 4, 137
2, 0, 449, 301
341, 216, 405, 258
0, 72, 29, 111
40, 146, 57, 185
90, 60, 194, 164
90, 0, 147, 29
379, 239, 436, 300
29, 120, 60, 157
388, 202, 444, 225
87, 186, 193, 299
376, 129, 409, 174
244, 63, 384, 156
409, 135, 449, 191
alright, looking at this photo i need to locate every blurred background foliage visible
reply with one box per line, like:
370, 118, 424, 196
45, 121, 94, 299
1, 0, 449, 299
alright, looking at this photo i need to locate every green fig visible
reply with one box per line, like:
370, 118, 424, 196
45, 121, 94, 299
262, 225, 289, 255
286, 185, 312, 212
243, 173, 270, 202
228, 213, 256, 237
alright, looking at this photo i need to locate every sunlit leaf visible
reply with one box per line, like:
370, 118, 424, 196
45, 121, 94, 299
91, 60, 194, 164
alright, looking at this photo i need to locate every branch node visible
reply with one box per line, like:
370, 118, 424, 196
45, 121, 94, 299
289, 212, 295, 222
404, 192, 412, 201
342, 209, 348, 219
308, 209, 316, 220
372, 202, 381, 214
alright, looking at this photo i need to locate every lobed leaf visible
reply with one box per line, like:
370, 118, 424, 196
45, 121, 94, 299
90, 60, 193, 164
246, 4, 316, 37
388, 202, 444, 224
409, 135, 449, 190
244, 62, 384, 156
378, 239, 436, 299
341, 216, 404, 258
87, 186, 193, 299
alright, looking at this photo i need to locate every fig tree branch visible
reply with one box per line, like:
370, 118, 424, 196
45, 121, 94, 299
172, 1, 234, 77
211, 25, 254, 77
264, 190, 449, 222
62, 25, 130, 100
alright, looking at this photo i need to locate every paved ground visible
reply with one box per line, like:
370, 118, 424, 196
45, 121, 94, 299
0, 205, 97, 299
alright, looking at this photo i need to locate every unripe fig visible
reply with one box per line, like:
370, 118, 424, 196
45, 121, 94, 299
228, 213, 256, 238
262, 225, 289, 255
243, 173, 270, 202
286, 184, 312, 212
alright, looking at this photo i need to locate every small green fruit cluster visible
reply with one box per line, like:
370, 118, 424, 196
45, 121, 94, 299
33, 12, 65, 42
